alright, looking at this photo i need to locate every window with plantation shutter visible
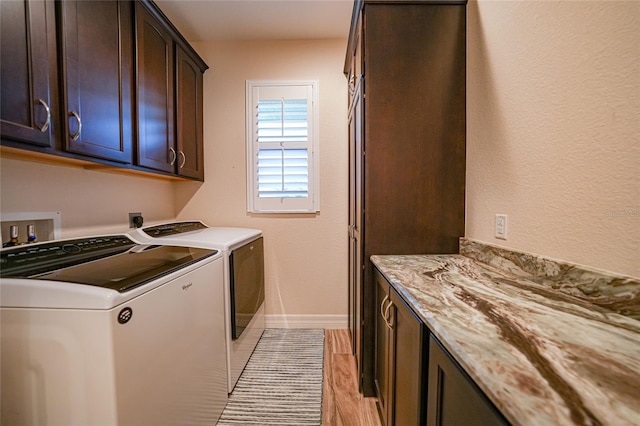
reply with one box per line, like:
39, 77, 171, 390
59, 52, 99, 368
246, 81, 319, 213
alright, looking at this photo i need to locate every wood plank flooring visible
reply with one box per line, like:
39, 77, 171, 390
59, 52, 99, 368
323, 329, 381, 426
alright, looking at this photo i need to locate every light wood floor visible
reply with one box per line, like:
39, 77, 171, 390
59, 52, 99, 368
323, 329, 381, 426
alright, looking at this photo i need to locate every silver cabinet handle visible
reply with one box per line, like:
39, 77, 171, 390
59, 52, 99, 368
380, 294, 389, 321
69, 111, 82, 140
169, 147, 177, 165
36, 99, 51, 132
384, 300, 394, 330
179, 151, 186, 169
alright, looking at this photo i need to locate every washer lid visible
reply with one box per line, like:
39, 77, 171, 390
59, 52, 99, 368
1, 235, 218, 293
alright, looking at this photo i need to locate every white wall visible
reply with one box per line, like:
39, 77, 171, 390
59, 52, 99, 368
174, 39, 349, 320
466, 0, 639, 277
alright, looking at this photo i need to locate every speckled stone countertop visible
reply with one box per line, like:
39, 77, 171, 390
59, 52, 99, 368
371, 239, 640, 426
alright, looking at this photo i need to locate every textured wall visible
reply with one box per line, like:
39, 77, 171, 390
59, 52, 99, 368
174, 39, 349, 318
466, 0, 639, 277
0, 157, 176, 238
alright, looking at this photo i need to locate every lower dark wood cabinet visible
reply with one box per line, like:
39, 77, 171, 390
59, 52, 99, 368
427, 335, 508, 426
373, 268, 509, 426
375, 268, 428, 426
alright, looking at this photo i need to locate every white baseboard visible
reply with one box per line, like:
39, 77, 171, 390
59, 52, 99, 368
265, 314, 348, 329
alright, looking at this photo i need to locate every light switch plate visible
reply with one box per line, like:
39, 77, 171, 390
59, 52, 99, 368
495, 214, 507, 240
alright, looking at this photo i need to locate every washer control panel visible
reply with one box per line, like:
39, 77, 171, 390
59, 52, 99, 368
0, 236, 135, 277
141, 221, 208, 237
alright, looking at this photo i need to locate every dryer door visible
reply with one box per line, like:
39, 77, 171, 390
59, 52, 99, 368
229, 237, 264, 340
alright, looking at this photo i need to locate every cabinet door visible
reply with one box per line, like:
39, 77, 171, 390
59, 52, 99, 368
391, 287, 426, 426
175, 46, 204, 180
427, 336, 508, 426
1, 0, 57, 147
354, 83, 363, 367
59, 0, 133, 163
375, 269, 427, 426
374, 271, 391, 425
348, 78, 363, 364
135, 2, 175, 173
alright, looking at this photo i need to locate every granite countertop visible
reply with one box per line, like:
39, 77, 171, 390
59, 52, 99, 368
371, 240, 640, 426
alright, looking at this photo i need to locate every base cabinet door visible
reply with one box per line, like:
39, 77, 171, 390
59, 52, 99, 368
392, 287, 427, 425
427, 335, 508, 426
375, 272, 391, 425
375, 269, 427, 426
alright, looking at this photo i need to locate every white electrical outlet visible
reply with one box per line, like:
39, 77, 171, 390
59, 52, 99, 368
495, 214, 507, 240
128, 212, 143, 229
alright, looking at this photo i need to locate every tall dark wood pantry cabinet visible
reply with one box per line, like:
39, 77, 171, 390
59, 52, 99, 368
344, 0, 467, 398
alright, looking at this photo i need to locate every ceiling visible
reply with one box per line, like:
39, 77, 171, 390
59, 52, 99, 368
154, 0, 355, 41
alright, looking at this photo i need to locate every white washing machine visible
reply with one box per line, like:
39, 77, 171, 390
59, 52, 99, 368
128, 221, 265, 392
0, 235, 228, 425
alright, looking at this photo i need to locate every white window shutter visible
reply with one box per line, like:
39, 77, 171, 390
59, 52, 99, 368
246, 81, 319, 213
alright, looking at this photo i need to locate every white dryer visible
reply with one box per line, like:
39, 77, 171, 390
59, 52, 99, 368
128, 221, 264, 392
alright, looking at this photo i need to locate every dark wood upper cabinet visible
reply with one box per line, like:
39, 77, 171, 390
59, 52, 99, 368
135, 1, 208, 181
1, 0, 58, 148
135, 1, 175, 173
1, 0, 207, 180
345, 0, 467, 397
175, 46, 204, 180
58, 0, 134, 163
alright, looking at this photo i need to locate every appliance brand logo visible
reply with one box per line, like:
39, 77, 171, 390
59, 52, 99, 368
182, 282, 193, 291
118, 307, 133, 324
